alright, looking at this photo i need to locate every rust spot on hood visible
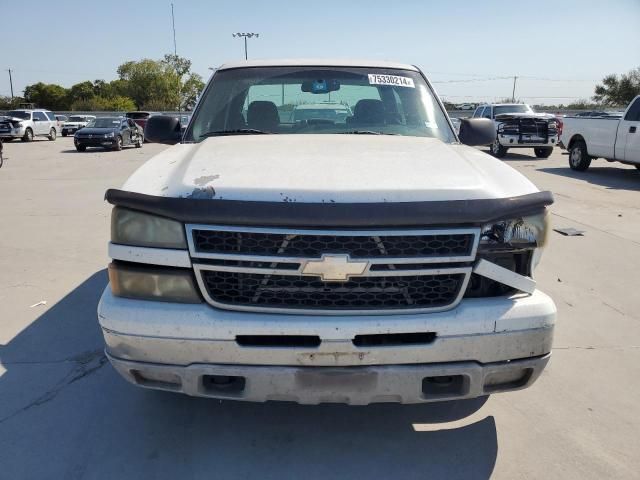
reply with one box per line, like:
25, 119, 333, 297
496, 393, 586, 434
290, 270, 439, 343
194, 174, 220, 186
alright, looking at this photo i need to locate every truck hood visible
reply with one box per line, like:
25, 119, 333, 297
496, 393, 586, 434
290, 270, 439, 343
121, 135, 540, 203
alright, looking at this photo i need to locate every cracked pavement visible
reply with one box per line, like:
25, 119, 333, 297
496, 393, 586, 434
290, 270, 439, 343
0, 138, 639, 479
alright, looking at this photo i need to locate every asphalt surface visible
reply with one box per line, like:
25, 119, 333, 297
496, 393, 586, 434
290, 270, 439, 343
0, 137, 638, 479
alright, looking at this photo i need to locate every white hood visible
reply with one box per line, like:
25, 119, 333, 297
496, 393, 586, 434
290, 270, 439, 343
122, 135, 540, 203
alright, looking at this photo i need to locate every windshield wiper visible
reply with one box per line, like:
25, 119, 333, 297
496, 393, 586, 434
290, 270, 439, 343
339, 130, 398, 135
200, 129, 271, 137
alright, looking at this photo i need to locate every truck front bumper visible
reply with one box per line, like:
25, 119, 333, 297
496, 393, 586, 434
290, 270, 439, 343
498, 134, 558, 148
98, 288, 556, 404
0, 127, 25, 139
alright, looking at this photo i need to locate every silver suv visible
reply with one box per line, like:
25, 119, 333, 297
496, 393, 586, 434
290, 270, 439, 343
0, 109, 60, 142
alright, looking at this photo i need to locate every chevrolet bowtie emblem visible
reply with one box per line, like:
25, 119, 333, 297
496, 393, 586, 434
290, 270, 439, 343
301, 254, 369, 281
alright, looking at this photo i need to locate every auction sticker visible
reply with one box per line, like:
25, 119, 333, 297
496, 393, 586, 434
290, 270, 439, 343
368, 74, 415, 88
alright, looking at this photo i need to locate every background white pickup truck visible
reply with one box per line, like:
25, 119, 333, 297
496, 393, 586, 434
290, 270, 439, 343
560, 95, 640, 171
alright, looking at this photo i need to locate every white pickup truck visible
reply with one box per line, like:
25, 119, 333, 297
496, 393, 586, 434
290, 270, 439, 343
561, 95, 640, 171
98, 59, 556, 405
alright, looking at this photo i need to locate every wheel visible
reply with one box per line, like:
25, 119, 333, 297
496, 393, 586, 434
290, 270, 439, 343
75, 144, 86, 152
135, 135, 143, 148
48, 128, 57, 141
490, 138, 508, 158
569, 140, 591, 171
62, 131, 67, 137
113, 136, 123, 151
22, 128, 33, 142
534, 147, 553, 158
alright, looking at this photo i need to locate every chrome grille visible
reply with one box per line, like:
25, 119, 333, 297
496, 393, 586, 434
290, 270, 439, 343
187, 225, 479, 315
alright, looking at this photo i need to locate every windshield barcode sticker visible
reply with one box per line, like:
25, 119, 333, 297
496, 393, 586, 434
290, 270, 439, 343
368, 74, 415, 88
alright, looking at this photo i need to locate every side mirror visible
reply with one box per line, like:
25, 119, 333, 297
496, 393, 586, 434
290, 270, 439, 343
458, 118, 495, 146
144, 116, 182, 144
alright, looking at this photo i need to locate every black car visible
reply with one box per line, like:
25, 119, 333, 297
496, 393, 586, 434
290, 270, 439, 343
74, 117, 144, 152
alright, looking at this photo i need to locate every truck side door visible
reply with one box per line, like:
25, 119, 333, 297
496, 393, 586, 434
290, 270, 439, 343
617, 97, 640, 163
32, 111, 48, 135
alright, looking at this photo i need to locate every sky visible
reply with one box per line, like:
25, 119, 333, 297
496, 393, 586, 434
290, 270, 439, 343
2, 0, 639, 105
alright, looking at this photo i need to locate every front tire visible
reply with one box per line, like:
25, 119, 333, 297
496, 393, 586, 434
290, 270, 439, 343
135, 135, 143, 148
48, 128, 57, 141
490, 139, 507, 158
534, 147, 553, 158
62, 131, 67, 137
113, 136, 123, 151
75, 144, 86, 152
22, 128, 33, 142
569, 140, 591, 171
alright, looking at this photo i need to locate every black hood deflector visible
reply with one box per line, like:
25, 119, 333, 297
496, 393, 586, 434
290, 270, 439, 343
105, 189, 553, 227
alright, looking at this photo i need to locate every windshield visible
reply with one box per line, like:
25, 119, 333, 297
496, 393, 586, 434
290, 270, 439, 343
493, 105, 533, 116
7, 111, 30, 120
87, 118, 121, 128
69, 116, 86, 122
185, 66, 455, 142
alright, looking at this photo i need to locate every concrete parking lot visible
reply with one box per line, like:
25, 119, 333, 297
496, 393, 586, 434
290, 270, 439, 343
1, 137, 639, 479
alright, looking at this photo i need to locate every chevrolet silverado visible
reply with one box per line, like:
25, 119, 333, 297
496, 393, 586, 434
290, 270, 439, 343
98, 59, 556, 405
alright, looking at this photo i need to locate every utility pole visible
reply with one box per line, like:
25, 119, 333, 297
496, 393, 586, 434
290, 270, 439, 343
7, 68, 14, 100
512, 76, 518, 102
8, 69, 14, 99
232, 33, 260, 60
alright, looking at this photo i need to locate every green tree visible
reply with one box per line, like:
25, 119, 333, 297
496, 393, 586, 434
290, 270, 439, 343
115, 54, 204, 111
117, 58, 179, 110
0, 96, 25, 109
67, 81, 96, 105
180, 73, 205, 110
71, 95, 136, 111
23, 82, 69, 110
593, 67, 640, 106
161, 54, 204, 109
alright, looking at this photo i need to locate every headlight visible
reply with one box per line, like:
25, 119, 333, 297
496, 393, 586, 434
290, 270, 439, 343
108, 263, 200, 303
111, 207, 187, 249
480, 211, 548, 249
105, 132, 115, 138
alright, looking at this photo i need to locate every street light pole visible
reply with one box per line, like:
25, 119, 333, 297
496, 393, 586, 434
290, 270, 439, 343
232, 33, 260, 60
512, 76, 518, 102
